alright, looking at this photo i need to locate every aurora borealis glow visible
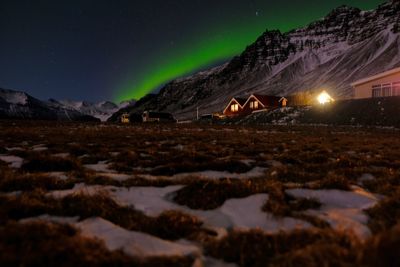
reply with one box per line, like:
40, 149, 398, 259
0, 0, 385, 102
115, 0, 384, 102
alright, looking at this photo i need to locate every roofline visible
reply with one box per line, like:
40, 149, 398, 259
223, 97, 245, 114
351, 67, 400, 87
243, 94, 266, 108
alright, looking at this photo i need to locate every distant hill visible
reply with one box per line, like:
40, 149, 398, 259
118, 1, 400, 120
0, 88, 99, 121
48, 99, 136, 122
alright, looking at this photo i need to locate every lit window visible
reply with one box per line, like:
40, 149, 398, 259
372, 88, 381, 98
250, 102, 253, 109
382, 86, 391, 97
231, 104, 239, 112
254, 101, 259, 109
393, 81, 400, 96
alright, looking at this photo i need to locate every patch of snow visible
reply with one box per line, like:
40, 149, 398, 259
98, 172, 133, 181
76, 217, 200, 258
5, 147, 23, 151
32, 145, 48, 151
84, 161, 113, 172
194, 257, 239, 267
46, 172, 69, 180
49, 184, 310, 236
20, 214, 80, 225
172, 167, 267, 180
266, 160, 284, 167
286, 187, 380, 238
0, 155, 24, 168
53, 153, 70, 158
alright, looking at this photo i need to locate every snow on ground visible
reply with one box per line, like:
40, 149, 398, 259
53, 153, 70, 158
83, 161, 133, 181
286, 186, 380, 238
31, 144, 48, 151
49, 184, 310, 236
0, 155, 24, 168
20, 215, 200, 259
173, 167, 267, 180
46, 172, 69, 180
136, 167, 268, 181
76, 217, 201, 258
84, 161, 112, 172
20, 214, 80, 225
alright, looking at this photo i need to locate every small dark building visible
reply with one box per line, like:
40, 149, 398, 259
142, 111, 176, 122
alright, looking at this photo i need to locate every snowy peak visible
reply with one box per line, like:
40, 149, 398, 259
0, 88, 28, 105
0, 88, 99, 121
49, 99, 136, 121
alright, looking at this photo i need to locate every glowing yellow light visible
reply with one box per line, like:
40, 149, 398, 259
317, 91, 334, 105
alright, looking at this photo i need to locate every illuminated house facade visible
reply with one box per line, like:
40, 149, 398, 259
223, 94, 286, 117
223, 97, 247, 116
351, 67, 400, 99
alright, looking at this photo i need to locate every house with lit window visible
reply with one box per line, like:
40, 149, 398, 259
223, 97, 247, 116
242, 94, 282, 114
223, 94, 287, 117
351, 67, 400, 99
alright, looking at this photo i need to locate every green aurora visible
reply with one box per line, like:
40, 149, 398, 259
115, 0, 384, 102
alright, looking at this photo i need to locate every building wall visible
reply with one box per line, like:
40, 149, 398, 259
223, 102, 243, 116
242, 96, 264, 114
354, 72, 400, 99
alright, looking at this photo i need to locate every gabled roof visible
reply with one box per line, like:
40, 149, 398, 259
235, 98, 247, 106
244, 94, 281, 107
223, 97, 247, 114
351, 67, 400, 87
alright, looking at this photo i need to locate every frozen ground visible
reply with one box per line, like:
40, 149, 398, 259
0, 121, 399, 266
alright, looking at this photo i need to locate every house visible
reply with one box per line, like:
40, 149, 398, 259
279, 97, 288, 107
351, 67, 400, 99
242, 94, 283, 114
222, 97, 247, 116
142, 111, 176, 122
121, 113, 130, 123
223, 94, 286, 117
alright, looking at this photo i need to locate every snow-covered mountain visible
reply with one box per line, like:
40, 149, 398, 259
48, 99, 135, 121
0, 87, 136, 122
0, 88, 100, 121
118, 1, 400, 120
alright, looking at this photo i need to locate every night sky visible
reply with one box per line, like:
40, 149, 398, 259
0, 0, 384, 103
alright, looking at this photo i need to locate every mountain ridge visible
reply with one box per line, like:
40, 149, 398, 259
0, 87, 136, 121
112, 1, 400, 121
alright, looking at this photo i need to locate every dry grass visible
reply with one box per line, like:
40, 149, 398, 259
0, 190, 211, 241
173, 178, 279, 210
0, 221, 194, 267
1, 121, 400, 266
205, 225, 400, 267
204, 228, 358, 267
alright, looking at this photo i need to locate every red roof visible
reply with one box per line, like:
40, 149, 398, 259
252, 94, 281, 106
234, 97, 247, 106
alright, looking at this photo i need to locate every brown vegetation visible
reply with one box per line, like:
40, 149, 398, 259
1, 121, 400, 266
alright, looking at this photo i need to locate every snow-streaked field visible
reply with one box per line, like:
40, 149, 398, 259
0, 121, 399, 266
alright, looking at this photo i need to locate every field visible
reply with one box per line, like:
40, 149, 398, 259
1, 121, 400, 267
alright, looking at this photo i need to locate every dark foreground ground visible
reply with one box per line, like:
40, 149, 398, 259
0, 121, 400, 267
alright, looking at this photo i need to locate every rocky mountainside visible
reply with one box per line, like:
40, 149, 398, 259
48, 99, 135, 121
0, 88, 99, 121
115, 1, 400, 120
